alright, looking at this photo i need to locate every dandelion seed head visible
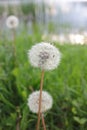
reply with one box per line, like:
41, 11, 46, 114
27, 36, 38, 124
27, 91, 53, 113
28, 42, 61, 70
6, 15, 19, 29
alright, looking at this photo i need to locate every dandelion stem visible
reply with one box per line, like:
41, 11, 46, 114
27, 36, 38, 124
41, 113, 47, 130
12, 28, 17, 66
16, 107, 21, 130
16, 116, 20, 130
12, 29, 16, 57
36, 70, 44, 130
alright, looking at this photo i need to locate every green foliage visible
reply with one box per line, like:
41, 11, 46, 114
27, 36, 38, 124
48, 22, 56, 33
0, 32, 87, 130
21, 3, 35, 17
0, 6, 4, 15
7, 5, 14, 15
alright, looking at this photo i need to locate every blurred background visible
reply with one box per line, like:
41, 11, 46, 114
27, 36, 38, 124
0, 1, 87, 130
0, 0, 87, 44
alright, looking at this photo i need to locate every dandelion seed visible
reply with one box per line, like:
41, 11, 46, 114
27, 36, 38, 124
6, 15, 19, 29
27, 91, 53, 113
28, 42, 61, 70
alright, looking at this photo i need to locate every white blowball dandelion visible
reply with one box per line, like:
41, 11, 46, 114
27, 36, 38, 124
6, 15, 19, 29
28, 42, 61, 70
27, 91, 53, 113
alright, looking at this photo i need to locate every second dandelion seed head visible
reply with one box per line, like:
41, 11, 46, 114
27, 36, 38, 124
27, 91, 53, 113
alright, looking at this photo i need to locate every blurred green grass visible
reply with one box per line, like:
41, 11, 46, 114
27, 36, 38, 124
0, 32, 87, 130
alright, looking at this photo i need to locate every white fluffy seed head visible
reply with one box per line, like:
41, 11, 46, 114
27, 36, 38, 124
27, 91, 53, 113
6, 15, 19, 29
28, 42, 61, 71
